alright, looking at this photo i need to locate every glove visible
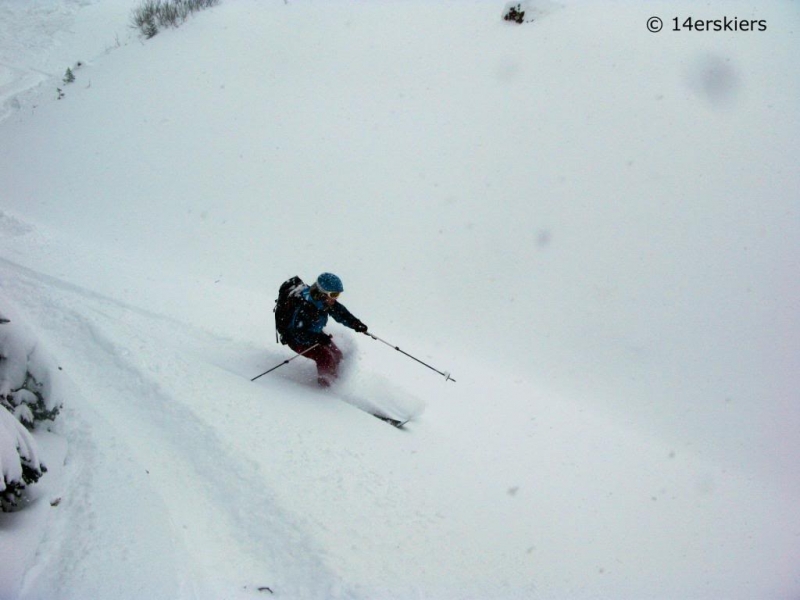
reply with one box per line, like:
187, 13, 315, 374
317, 333, 332, 346
353, 321, 368, 334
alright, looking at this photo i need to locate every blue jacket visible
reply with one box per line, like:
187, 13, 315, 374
285, 287, 361, 346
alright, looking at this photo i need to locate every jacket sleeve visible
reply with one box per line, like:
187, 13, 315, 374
329, 302, 361, 330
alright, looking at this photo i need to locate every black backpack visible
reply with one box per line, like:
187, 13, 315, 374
274, 276, 306, 344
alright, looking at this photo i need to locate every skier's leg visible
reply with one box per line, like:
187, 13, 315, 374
288, 340, 343, 387
314, 342, 343, 387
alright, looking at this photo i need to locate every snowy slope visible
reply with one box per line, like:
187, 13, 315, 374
1, 0, 799, 599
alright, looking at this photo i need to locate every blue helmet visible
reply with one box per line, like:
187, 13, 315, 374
316, 272, 343, 294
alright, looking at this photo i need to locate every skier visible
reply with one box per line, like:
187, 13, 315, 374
279, 273, 368, 387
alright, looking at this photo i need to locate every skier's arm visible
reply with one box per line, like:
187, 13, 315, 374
330, 303, 368, 333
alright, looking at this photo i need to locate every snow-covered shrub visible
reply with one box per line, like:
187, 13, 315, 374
503, 3, 526, 24
0, 309, 61, 511
0, 318, 61, 431
2, 374, 60, 429
502, 1, 542, 24
131, 0, 220, 38
0, 406, 46, 511
503, 0, 552, 25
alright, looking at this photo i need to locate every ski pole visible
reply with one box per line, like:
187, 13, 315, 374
251, 344, 320, 382
366, 333, 455, 382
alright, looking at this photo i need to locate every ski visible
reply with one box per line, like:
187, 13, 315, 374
251, 369, 411, 428
371, 414, 409, 428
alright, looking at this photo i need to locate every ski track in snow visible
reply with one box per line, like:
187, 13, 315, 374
1, 258, 353, 599
0, 0, 137, 125
0, 0, 76, 123
2, 238, 799, 599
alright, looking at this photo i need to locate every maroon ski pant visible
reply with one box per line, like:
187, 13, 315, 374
288, 339, 343, 384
